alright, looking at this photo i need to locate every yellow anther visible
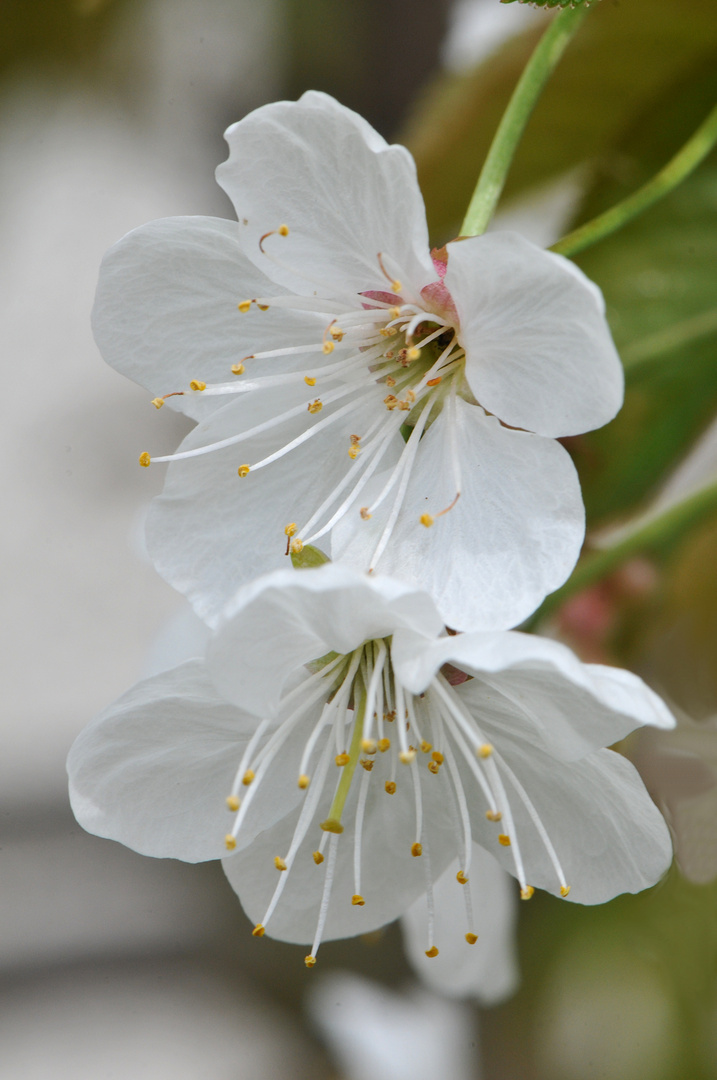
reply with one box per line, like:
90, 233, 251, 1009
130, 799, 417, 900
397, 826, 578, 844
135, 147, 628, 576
361, 738, 377, 755
389, 306, 401, 318
226, 795, 240, 812
384, 375, 396, 387
427, 760, 440, 774
151, 397, 164, 409
391, 279, 402, 294
304, 376, 316, 386
352, 894, 365, 906
274, 856, 287, 871
322, 341, 334, 355
360, 507, 372, 520
224, 834, 237, 851
139, 452, 151, 468
335, 752, 350, 767
189, 380, 206, 391
308, 398, 323, 413
252, 924, 265, 937
420, 740, 432, 754
330, 326, 344, 340
348, 445, 361, 459
407, 346, 420, 361
304, 955, 317, 968
313, 850, 324, 865
425, 946, 439, 958
411, 842, 423, 857
560, 885, 571, 898
420, 514, 434, 527
426, 376, 442, 387
485, 810, 503, 822
360, 758, 374, 771
237, 464, 250, 478
278, 224, 289, 237
242, 770, 255, 786
383, 394, 398, 410
378, 738, 391, 753
465, 933, 478, 945
521, 886, 535, 900
290, 538, 304, 554
399, 750, 416, 765
298, 774, 310, 790
456, 871, 469, 885
231, 363, 245, 375
257, 304, 269, 311
398, 400, 411, 411
284, 522, 297, 537
498, 834, 511, 847
431, 751, 444, 764
237, 300, 252, 312
320, 818, 344, 834
385, 781, 397, 795
477, 743, 494, 759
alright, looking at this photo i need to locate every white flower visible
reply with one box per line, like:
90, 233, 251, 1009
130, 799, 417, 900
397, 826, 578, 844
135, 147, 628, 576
93, 91, 624, 632
68, 564, 673, 967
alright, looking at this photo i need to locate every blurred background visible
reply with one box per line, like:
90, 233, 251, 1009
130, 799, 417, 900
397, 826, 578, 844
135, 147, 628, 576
2, 0, 717, 1076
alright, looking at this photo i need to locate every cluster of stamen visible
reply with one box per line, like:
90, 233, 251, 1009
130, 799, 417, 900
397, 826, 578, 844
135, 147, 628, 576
221, 639, 571, 969
138, 229, 466, 572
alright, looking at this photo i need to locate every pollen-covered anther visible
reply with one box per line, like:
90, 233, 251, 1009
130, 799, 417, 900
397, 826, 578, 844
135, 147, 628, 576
383, 394, 398, 410
284, 522, 297, 537
298, 774, 310, 789
384, 710, 396, 723
477, 743, 494, 759
427, 760, 440, 774
397, 399, 411, 411
361, 738, 377, 755
304, 376, 316, 386
498, 834, 511, 847
351, 894, 365, 906
242, 769, 255, 786
225, 834, 237, 851
189, 380, 206, 392
139, 452, 151, 468
377, 738, 391, 753
360, 507, 372, 520
237, 465, 250, 478
560, 885, 571, 898
304, 955, 317, 968
407, 346, 421, 361
411, 843, 422, 857
274, 856, 287, 871
465, 933, 478, 945
348, 445, 361, 459
360, 758, 374, 771
425, 946, 439, 958
320, 818, 344, 834
420, 514, 434, 528
420, 740, 432, 754
385, 781, 397, 795
384, 375, 396, 387
431, 751, 444, 764
226, 795, 240, 812
456, 870, 469, 885
308, 398, 323, 413
290, 538, 304, 554
330, 326, 345, 341
151, 397, 164, 409
322, 341, 334, 355
335, 752, 350, 767
399, 750, 416, 765
485, 810, 502, 822
313, 850, 324, 865
389, 306, 401, 318
252, 924, 265, 937
237, 300, 252, 313
521, 886, 535, 900
231, 363, 245, 375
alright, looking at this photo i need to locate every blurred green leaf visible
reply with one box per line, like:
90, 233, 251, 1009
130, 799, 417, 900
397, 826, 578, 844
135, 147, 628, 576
290, 543, 330, 570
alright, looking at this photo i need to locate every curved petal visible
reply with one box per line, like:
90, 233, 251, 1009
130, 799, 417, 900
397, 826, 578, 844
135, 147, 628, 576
331, 398, 585, 631
445, 232, 624, 438
222, 757, 457, 944
92, 216, 328, 421
459, 736, 673, 904
401, 845, 519, 1005
67, 660, 302, 863
146, 382, 405, 627
392, 630, 675, 760
216, 91, 436, 300
209, 565, 444, 717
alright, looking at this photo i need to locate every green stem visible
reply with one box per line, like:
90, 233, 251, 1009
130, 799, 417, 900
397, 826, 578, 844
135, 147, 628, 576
523, 478, 717, 629
460, 6, 589, 237
551, 101, 717, 257
321, 674, 366, 833
622, 308, 717, 378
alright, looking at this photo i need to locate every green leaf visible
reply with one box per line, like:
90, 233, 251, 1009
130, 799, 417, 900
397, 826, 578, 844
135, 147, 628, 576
290, 544, 331, 570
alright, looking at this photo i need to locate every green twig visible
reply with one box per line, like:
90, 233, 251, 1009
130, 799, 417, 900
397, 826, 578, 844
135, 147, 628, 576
460, 6, 589, 237
551, 102, 717, 258
622, 308, 717, 378
523, 478, 717, 630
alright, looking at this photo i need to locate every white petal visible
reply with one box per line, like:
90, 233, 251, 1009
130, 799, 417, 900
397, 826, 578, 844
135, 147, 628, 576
402, 845, 519, 1005
222, 760, 457, 944
460, 735, 673, 904
393, 630, 675, 760
332, 399, 585, 631
216, 91, 436, 299
146, 382, 404, 627
67, 660, 300, 863
445, 232, 624, 437
92, 216, 327, 421
209, 565, 444, 717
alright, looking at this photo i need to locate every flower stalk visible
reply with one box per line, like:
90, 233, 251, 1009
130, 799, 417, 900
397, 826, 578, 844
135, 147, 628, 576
460, 5, 590, 238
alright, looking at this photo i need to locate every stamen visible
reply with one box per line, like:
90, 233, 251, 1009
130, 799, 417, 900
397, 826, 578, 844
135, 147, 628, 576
151, 397, 164, 409
258, 225, 289, 252
231, 363, 245, 375
353, 765, 372, 902
306, 831, 340, 966
189, 380, 206, 392
377, 252, 402, 294
139, 452, 150, 467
